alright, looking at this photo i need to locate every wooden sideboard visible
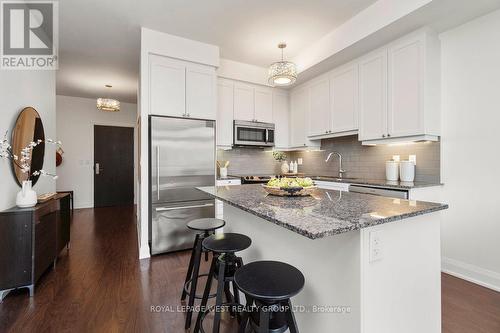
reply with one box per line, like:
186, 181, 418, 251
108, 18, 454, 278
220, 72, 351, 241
0, 193, 71, 302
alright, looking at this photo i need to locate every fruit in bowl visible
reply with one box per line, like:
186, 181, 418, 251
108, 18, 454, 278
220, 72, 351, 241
267, 177, 314, 188
264, 177, 316, 196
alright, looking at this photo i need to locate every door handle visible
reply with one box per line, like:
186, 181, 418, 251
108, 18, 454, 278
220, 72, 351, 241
95, 163, 103, 175
156, 146, 160, 201
155, 203, 214, 212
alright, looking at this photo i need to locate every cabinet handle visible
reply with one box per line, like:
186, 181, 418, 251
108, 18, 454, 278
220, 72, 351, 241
387, 133, 391, 137
382, 134, 386, 138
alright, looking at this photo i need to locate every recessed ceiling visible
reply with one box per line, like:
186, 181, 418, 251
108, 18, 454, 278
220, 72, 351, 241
57, 0, 379, 103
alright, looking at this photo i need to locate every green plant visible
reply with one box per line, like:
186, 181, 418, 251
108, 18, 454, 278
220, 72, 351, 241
272, 151, 287, 162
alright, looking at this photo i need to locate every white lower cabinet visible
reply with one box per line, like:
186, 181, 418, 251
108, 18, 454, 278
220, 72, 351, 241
315, 181, 350, 192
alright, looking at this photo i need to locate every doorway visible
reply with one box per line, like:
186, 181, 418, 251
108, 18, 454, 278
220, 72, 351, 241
94, 125, 134, 207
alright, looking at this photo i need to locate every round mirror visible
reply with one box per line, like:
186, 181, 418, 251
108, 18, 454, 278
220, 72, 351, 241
11, 107, 45, 186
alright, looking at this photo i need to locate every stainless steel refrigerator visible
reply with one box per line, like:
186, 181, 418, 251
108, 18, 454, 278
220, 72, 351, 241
149, 116, 215, 255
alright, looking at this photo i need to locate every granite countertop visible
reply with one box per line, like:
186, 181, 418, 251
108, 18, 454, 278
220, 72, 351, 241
198, 184, 448, 240
308, 176, 442, 189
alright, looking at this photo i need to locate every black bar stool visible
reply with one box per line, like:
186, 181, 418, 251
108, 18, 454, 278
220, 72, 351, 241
234, 261, 305, 333
194, 233, 252, 333
182, 218, 226, 329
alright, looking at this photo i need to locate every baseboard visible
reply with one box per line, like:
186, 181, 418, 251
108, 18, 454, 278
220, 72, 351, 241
442, 257, 500, 292
74, 202, 93, 209
139, 244, 150, 260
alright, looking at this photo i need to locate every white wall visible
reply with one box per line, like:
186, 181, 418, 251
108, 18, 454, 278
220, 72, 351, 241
56, 95, 137, 209
0, 71, 56, 211
440, 9, 500, 291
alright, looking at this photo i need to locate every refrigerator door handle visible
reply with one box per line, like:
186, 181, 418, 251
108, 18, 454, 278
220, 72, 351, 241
155, 203, 214, 212
156, 146, 160, 201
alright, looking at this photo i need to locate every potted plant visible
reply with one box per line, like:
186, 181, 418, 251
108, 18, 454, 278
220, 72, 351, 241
272, 151, 289, 174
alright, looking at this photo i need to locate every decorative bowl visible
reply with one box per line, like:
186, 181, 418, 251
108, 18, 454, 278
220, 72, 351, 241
262, 185, 317, 197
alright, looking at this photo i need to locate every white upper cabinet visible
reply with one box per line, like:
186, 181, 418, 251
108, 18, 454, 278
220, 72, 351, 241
233, 83, 255, 122
290, 87, 309, 147
149, 54, 216, 119
308, 77, 330, 136
186, 63, 216, 119
359, 30, 441, 143
254, 87, 273, 123
358, 49, 388, 141
388, 37, 423, 137
273, 90, 289, 149
330, 63, 359, 133
234, 83, 273, 123
216, 78, 234, 147
149, 54, 186, 117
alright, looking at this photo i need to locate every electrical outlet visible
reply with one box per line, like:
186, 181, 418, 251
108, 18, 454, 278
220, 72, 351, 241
369, 231, 383, 262
392, 155, 400, 162
409, 155, 416, 165
297, 158, 303, 165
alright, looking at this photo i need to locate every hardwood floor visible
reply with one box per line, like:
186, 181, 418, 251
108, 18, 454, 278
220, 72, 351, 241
0, 206, 499, 332
442, 273, 500, 333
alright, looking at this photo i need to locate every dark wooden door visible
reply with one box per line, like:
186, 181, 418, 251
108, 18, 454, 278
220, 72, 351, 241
94, 126, 134, 207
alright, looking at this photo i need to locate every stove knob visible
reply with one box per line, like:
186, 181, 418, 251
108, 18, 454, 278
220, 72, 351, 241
250, 176, 254, 180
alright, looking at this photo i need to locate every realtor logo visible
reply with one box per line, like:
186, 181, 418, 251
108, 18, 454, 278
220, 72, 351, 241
1, 1, 58, 69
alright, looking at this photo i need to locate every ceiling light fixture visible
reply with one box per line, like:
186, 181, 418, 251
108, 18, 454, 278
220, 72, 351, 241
268, 43, 297, 87
97, 84, 120, 112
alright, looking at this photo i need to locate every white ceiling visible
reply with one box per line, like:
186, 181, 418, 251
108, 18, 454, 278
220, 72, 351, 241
57, 0, 379, 103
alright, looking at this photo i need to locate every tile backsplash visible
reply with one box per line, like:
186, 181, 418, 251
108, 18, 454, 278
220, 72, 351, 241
217, 135, 440, 182
291, 135, 440, 183
217, 148, 281, 176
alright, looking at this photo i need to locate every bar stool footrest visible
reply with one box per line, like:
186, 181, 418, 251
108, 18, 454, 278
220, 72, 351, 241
183, 273, 217, 300
198, 302, 244, 333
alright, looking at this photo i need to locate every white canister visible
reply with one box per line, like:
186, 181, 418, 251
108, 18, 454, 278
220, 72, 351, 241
400, 160, 415, 182
385, 161, 399, 181
219, 167, 228, 178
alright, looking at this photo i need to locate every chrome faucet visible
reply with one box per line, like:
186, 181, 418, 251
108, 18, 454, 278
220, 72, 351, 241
325, 151, 347, 179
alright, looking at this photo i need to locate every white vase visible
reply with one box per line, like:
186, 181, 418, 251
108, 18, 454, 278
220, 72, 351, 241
16, 180, 37, 208
281, 161, 289, 174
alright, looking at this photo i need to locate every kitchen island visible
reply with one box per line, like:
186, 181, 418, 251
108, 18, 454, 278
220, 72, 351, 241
198, 184, 448, 333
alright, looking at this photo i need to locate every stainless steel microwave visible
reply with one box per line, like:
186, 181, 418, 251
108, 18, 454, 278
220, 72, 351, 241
233, 120, 275, 147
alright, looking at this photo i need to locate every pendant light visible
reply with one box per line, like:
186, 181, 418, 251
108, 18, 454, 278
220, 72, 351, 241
97, 85, 120, 112
268, 43, 297, 86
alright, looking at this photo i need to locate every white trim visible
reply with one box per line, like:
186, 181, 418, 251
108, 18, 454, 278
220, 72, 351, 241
361, 134, 439, 145
139, 244, 151, 260
442, 257, 500, 292
74, 202, 93, 209
90, 122, 136, 207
